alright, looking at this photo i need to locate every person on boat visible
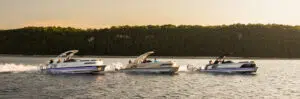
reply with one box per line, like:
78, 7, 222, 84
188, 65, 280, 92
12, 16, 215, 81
213, 56, 225, 64
146, 60, 152, 63
154, 58, 158, 63
142, 59, 146, 63
129, 60, 132, 64
221, 56, 226, 63
57, 59, 61, 63
213, 59, 220, 64
142, 58, 152, 63
142, 59, 151, 63
209, 60, 213, 65
49, 59, 54, 64
64, 57, 71, 62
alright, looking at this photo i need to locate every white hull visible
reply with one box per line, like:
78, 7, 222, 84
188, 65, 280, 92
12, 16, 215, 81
200, 61, 258, 73
41, 50, 107, 74
122, 60, 179, 74
120, 67, 179, 74
42, 65, 106, 74
200, 67, 258, 73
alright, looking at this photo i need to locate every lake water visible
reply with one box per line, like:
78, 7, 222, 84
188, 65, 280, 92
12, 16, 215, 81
0, 56, 299, 99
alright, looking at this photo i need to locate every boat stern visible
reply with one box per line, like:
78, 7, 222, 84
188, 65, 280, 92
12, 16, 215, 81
96, 65, 106, 72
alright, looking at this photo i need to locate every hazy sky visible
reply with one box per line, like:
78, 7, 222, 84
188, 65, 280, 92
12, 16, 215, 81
1, 0, 300, 29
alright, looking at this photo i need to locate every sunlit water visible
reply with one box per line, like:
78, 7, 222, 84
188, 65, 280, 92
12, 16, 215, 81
0, 56, 299, 99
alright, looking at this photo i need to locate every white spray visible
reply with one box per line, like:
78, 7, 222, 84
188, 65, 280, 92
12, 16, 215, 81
0, 63, 39, 73
104, 62, 125, 71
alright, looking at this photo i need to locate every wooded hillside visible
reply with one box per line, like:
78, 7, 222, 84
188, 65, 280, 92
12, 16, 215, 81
1, 24, 300, 58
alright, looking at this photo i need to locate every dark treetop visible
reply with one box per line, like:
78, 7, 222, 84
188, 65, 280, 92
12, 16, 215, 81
1, 24, 300, 58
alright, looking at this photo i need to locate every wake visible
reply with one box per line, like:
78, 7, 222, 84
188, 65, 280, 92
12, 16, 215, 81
104, 62, 125, 71
0, 63, 39, 73
0, 62, 127, 73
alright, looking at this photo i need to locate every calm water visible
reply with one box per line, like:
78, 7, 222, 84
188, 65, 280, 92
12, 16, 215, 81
0, 56, 299, 99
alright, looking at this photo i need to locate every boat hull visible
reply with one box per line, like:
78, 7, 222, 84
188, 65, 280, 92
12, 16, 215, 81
42, 65, 106, 74
200, 67, 258, 73
120, 67, 179, 74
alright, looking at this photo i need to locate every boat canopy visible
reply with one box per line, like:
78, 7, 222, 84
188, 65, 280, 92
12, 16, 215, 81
133, 51, 154, 64
56, 50, 79, 59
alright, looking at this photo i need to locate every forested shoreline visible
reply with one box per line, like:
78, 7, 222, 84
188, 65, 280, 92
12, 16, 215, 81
1, 24, 300, 58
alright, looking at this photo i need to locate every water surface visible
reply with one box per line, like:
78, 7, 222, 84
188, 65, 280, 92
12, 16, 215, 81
0, 56, 299, 98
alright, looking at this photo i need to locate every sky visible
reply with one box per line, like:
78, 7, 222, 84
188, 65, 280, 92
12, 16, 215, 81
0, 0, 300, 29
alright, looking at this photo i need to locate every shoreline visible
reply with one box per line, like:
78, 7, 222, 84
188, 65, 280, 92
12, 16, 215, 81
1, 54, 300, 60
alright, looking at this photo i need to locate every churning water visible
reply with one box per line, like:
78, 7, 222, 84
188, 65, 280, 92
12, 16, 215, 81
0, 56, 299, 99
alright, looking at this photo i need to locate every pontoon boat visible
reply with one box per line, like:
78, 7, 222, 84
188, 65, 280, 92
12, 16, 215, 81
40, 50, 106, 74
120, 51, 179, 74
199, 56, 258, 73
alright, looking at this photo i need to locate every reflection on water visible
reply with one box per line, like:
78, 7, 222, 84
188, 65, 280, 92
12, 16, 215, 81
0, 56, 299, 98
204, 72, 257, 76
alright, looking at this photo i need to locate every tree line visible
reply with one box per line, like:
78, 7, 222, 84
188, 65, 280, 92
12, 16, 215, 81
1, 24, 300, 58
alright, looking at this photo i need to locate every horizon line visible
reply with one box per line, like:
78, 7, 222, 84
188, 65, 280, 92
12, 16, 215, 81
1, 23, 300, 30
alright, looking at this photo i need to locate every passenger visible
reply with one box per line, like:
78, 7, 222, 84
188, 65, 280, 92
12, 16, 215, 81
213, 59, 219, 64
49, 59, 54, 64
221, 56, 226, 63
129, 60, 132, 64
214, 56, 225, 64
146, 60, 152, 63
154, 58, 158, 63
142, 59, 147, 63
57, 59, 61, 63
209, 60, 213, 64
64, 57, 71, 62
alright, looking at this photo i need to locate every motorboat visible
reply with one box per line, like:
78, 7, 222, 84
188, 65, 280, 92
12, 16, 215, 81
120, 51, 179, 74
40, 50, 106, 74
199, 56, 258, 73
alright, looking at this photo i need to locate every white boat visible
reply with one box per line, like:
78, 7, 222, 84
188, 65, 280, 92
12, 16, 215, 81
40, 50, 106, 74
120, 51, 179, 74
199, 56, 258, 73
